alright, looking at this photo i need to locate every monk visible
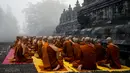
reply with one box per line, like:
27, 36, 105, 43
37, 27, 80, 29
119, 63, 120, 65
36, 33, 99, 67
63, 37, 74, 62
37, 39, 43, 58
94, 39, 106, 62
97, 37, 121, 69
54, 36, 64, 68
13, 37, 28, 62
106, 37, 121, 69
69, 37, 81, 68
76, 37, 97, 70
41, 36, 62, 71
55, 37, 63, 49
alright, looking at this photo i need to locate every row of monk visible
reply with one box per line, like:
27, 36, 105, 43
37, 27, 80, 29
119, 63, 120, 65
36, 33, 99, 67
11, 36, 121, 71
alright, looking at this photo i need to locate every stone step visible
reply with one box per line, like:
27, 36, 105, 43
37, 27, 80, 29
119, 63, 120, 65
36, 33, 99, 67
0, 64, 37, 73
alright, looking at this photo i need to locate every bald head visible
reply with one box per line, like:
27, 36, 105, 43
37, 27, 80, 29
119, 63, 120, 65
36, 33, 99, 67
73, 37, 79, 43
106, 37, 113, 43
48, 36, 54, 43
85, 37, 91, 42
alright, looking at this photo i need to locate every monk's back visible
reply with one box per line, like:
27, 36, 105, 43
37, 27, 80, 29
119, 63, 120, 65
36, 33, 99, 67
63, 41, 73, 57
106, 44, 121, 69
47, 46, 58, 68
73, 43, 81, 60
95, 44, 105, 61
80, 44, 97, 70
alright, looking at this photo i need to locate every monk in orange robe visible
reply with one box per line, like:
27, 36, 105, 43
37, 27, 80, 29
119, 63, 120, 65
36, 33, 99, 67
41, 36, 62, 71
12, 37, 33, 63
54, 37, 64, 66
106, 37, 121, 69
75, 37, 97, 70
94, 39, 106, 62
69, 37, 81, 68
63, 37, 74, 62
98, 37, 121, 69
37, 39, 44, 58
55, 38, 63, 48
13, 39, 27, 62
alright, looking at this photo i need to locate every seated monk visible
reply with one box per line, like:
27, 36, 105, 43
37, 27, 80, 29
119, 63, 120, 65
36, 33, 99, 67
54, 36, 64, 67
55, 37, 63, 49
41, 36, 62, 71
74, 37, 97, 70
13, 40, 27, 62
31, 38, 38, 51
94, 39, 106, 62
98, 37, 121, 69
37, 39, 44, 58
12, 37, 32, 63
63, 37, 74, 62
69, 37, 81, 68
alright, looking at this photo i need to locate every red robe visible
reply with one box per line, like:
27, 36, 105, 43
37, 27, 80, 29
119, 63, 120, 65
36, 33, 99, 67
63, 40, 74, 62
95, 43, 106, 62
72, 43, 81, 68
80, 41, 86, 45
106, 43, 121, 69
79, 44, 97, 70
72, 43, 81, 61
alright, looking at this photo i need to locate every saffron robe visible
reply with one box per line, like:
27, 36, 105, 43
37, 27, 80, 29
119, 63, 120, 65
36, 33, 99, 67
72, 43, 81, 61
72, 43, 81, 68
63, 40, 74, 62
79, 44, 97, 70
106, 43, 121, 69
14, 44, 27, 62
41, 42, 59, 70
37, 41, 43, 58
95, 43, 106, 62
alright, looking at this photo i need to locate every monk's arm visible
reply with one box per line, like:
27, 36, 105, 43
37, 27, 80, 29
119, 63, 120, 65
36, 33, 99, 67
69, 39, 75, 44
21, 44, 26, 55
49, 44, 62, 52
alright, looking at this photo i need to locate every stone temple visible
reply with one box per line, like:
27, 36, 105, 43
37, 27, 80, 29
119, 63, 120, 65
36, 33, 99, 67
55, 0, 130, 66
55, 0, 81, 36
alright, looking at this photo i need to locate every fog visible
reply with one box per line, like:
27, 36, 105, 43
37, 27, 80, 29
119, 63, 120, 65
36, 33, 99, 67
0, 6, 18, 42
0, 0, 83, 42
23, 0, 67, 36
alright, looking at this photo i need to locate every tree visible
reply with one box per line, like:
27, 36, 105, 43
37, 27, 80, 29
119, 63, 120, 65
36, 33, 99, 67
23, 0, 66, 35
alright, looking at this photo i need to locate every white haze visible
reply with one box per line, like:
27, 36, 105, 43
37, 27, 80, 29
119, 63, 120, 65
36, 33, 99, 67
0, 0, 83, 42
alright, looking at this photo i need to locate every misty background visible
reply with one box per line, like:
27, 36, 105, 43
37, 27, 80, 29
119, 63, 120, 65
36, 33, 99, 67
0, 0, 83, 42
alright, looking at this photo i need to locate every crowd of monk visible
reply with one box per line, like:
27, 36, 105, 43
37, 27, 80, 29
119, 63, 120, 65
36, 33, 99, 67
11, 36, 121, 71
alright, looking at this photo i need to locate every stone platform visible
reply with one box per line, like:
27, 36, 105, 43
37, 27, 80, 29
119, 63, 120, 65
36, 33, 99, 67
0, 43, 130, 73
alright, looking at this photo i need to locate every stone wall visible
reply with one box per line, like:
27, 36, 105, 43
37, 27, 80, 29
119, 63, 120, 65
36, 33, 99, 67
55, 0, 81, 35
